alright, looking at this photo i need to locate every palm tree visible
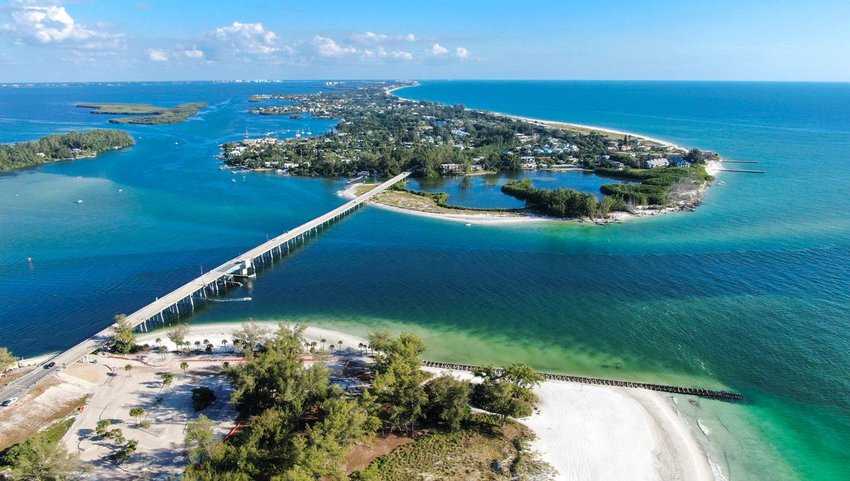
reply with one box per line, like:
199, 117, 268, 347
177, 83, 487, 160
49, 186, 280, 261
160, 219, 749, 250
203, 339, 210, 348
357, 342, 365, 355
155, 337, 162, 347
320, 338, 327, 351
124, 364, 133, 377
337, 339, 343, 351
221, 339, 229, 352
194, 340, 201, 353
329, 345, 335, 354
180, 361, 189, 376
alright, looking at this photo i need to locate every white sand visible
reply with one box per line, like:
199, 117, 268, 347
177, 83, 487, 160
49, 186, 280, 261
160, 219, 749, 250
337, 184, 548, 225
136, 322, 717, 481
136, 322, 367, 354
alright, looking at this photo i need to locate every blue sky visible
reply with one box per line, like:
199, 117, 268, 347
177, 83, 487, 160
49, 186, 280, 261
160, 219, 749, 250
1, 0, 849, 82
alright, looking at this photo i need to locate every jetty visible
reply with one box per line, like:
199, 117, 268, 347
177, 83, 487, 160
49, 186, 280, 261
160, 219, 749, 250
422, 360, 744, 402
0, 172, 411, 403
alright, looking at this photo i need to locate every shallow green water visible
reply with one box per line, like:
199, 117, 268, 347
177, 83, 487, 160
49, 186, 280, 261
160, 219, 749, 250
2, 81, 848, 480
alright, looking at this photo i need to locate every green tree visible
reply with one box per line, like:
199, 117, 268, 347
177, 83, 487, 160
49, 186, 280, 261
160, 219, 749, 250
129, 407, 145, 426
124, 364, 133, 377
5, 435, 87, 480
684, 148, 705, 164
472, 363, 542, 424
180, 361, 189, 375
228, 324, 329, 417
424, 375, 472, 431
167, 324, 190, 351
158, 372, 174, 390
184, 414, 216, 464
192, 387, 217, 411
368, 333, 428, 435
111, 314, 136, 354
95, 419, 112, 437
231, 322, 272, 361
0, 346, 18, 371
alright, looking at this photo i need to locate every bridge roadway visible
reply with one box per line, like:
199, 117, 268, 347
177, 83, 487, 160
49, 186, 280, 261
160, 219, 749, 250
0, 172, 410, 404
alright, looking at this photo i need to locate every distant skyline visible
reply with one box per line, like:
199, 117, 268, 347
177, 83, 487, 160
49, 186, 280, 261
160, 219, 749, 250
1, 0, 849, 82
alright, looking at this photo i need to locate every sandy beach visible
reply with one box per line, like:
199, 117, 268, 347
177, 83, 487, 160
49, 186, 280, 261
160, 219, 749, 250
136, 322, 719, 481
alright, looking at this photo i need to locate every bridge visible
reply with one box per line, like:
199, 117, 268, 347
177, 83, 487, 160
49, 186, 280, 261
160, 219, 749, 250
0, 171, 410, 403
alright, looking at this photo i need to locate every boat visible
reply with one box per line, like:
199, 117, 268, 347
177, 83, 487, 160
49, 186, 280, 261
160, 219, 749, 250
208, 297, 252, 303
465, 223, 472, 227
231, 178, 237, 183
75, 199, 83, 204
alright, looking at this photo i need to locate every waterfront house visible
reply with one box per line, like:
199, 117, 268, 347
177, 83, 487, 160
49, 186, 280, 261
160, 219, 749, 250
644, 157, 669, 169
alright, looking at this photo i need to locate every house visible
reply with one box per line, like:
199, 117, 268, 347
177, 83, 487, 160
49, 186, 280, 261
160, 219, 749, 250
611, 161, 626, 170
644, 157, 669, 169
669, 155, 691, 168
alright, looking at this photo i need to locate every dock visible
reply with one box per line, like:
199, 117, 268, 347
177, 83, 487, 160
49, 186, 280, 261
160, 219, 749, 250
422, 361, 744, 402
0, 172, 410, 403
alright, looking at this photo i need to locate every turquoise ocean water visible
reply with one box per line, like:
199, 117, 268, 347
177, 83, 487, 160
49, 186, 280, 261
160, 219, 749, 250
1, 81, 848, 480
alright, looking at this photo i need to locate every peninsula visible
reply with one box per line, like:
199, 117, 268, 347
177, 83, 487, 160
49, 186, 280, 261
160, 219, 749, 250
0, 129, 134, 172
77, 102, 207, 125
223, 82, 718, 223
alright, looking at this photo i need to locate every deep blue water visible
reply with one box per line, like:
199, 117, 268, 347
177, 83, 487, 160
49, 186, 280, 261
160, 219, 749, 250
1, 81, 849, 480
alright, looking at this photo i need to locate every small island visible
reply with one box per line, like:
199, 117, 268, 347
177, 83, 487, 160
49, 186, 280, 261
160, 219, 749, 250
222, 82, 720, 223
77, 102, 207, 125
0, 129, 135, 172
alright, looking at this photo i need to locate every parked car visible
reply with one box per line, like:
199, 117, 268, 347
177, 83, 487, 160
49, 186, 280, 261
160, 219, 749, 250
44, 361, 56, 369
1, 397, 18, 407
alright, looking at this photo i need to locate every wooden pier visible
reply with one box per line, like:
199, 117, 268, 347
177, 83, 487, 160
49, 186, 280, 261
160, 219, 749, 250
422, 360, 744, 402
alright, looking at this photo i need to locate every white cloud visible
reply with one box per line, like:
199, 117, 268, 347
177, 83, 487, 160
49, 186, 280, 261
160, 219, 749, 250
352, 31, 416, 44
0, 4, 123, 49
376, 46, 412, 61
312, 35, 357, 57
212, 22, 281, 55
184, 47, 204, 59
431, 43, 448, 55
146, 48, 168, 61
455, 47, 470, 59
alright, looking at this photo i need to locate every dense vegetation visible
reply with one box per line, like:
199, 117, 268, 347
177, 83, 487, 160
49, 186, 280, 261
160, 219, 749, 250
222, 83, 621, 177
181, 324, 546, 480
78, 102, 207, 124
0, 418, 88, 480
596, 165, 713, 205
501, 178, 618, 218
352, 421, 554, 481
0, 129, 134, 172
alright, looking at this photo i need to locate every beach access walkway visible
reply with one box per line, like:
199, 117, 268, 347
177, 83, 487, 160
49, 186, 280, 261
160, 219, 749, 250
0, 172, 411, 404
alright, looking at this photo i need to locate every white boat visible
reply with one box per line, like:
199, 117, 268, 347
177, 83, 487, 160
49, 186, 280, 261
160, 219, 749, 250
75, 199, 83, 204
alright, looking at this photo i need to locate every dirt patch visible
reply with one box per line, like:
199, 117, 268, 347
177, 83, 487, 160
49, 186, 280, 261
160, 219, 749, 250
0, 391, 89, 451
372, 190, 519, 217
63, 363, 108, 384
345, 433, 414, 473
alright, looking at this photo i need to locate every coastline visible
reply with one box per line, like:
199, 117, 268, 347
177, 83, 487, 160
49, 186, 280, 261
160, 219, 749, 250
338, 180, 717, 226
136, 321, 720, 481
389, 82, 683, 149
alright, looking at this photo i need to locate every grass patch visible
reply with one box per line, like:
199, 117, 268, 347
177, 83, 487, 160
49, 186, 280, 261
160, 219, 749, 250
352, 417, 556, 480
0, 417, 75, 465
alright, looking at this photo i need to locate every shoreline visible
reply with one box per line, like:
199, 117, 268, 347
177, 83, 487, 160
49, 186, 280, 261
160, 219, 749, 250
338, 181, 713, 226
136, 321, 720, 481
389, 83, 683, 150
